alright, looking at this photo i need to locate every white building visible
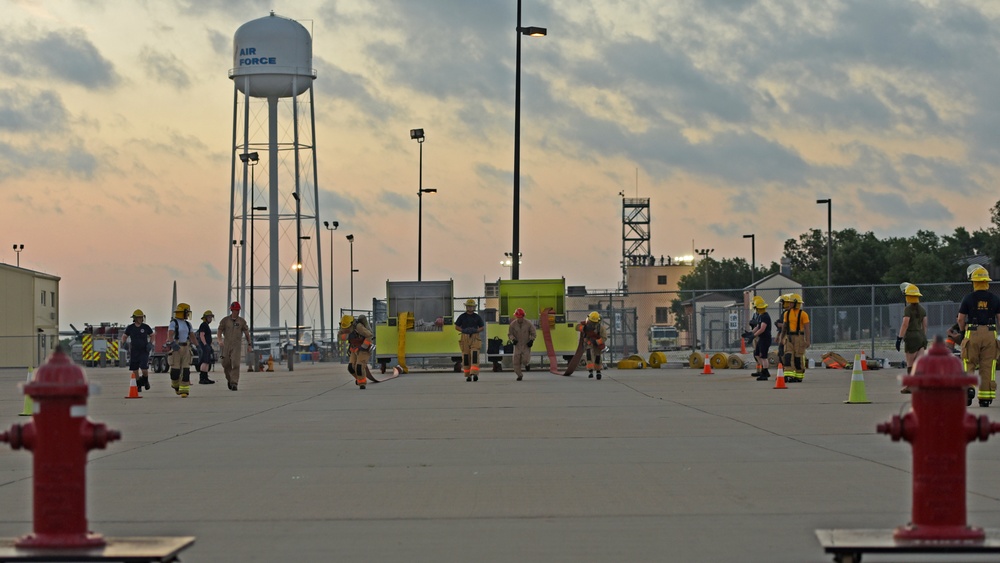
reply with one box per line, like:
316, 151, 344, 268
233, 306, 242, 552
0, 264, 60, 368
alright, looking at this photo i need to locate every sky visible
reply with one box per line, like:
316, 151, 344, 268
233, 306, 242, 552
2, 0, 1000, 333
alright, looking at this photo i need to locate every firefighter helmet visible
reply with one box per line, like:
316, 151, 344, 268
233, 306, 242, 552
751, 296, 767, 310
202, 310, 214, 320
588, 311, 601, 323
465, 299, 477, 308
230, 301, 241, 311
969, 266, 992, 282
902, 283, 921, 297
789, 293, 803, 305
174, 303, 191, 319
514, 308, 525, 318
132, 309, 144, 319
774, 294, 788, 304
340, 315, 354, 329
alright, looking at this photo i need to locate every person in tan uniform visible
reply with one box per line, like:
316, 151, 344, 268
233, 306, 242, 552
577, 311, 608, 380
339, 314, 373, 389
507, 307, 536, 381
218, 301, 252, 391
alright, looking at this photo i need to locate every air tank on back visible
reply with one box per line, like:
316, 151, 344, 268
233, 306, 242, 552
230, 11, 314, 98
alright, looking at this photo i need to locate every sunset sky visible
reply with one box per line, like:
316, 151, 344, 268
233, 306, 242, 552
3, 0, 999, 332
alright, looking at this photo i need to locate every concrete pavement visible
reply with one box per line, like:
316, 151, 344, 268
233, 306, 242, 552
3, 361, 1000, 562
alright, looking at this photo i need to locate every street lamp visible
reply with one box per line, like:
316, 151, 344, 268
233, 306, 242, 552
743, 234, 755, 289
512, 0, 547, 281
346, 234, 357, 313
817, 198, 832, 305
500, 252, 523, 274
695, 248, 714, 290
409, 128, 429, 281
323, 221, 339, 342
292, 191, 303, 347
13, 244, 23, 267
239, 151, 259, 308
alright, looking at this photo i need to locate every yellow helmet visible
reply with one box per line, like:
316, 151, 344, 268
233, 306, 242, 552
969, 266, 992, 282
902, 283, 921, 297
774, 294, 788, 304
789, 293, 803, 305
174, 303, 191, 319
464, 299, 477, 308
751, 296, 767, 310
588, 311, 601, 323
340, 315, 354, 329
202, 310, 214, 320
132, 309, 144, 319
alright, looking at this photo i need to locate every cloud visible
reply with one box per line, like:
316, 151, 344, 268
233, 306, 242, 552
0, 140, 98, 182
139, 46, 192, 90
0, 27, 120, 89
0, 88, 69, 133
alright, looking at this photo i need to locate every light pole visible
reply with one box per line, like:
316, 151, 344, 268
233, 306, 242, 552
250, 206, 266, 342
239, 152, 259, 309
695, 248, 714, 289
500, 252, 522, 276
409, 128, 433, 281
323, 221, 339, 342
512, 0, 547, 281
817, 198, 832, 305
743, 234, 755, 289
13, 244, 23, 267
346, 234, 357, 313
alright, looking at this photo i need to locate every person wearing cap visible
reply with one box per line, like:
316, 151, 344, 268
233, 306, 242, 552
749, 296, 772, 381
196, 310, 216, 385
507, 307, 536, 381
339, 314, 373, 389
122, 309, 154, 391
218, 301, 253, 391
455, 298, 485, 381
781, 294, 809, 382
958, 266, 1000, 407
896, 283, 928, 394
167, 303, 199, 397
577, 311, 608, 379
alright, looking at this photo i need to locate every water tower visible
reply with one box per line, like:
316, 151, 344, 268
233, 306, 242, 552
228, 12, 326, 346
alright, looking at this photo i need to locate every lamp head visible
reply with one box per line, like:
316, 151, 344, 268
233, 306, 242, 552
239, 152, 259, 163
410, 128, 425, 141
346, 234, 354, 242
520, 26, 547, 36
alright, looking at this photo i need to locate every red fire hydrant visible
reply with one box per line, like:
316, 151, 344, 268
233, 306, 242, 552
877, 339, 1000, 541
0, 348, 121, 548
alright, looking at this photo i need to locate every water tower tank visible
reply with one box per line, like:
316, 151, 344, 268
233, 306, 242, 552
230, 12, 315, 98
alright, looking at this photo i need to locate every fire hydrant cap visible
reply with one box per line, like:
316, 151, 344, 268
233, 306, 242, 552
24, 348, 89, 397
902, 339, 977, 389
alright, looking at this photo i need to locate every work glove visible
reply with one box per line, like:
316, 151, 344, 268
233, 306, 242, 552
596, 338, 604, 347
895, 337, 902, 352
512, 339, 518, 345
527, 339, 534, 348
171, 341, 181, 352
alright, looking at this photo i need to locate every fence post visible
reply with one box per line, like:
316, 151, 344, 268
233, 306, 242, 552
870, 284, 876, 357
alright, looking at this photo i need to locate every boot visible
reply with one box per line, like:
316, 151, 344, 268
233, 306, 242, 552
756, 368, 770, 381
968, 387, 976, 407
138, 374, 150, 390
199, 372, 215, 384
588, 371, 594, 379
596, 372, 602, 380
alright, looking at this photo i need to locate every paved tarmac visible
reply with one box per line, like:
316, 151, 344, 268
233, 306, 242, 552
3, 360, 1000, 562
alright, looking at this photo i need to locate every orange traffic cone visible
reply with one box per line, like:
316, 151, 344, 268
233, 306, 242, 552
701, 353, 713, 375
860, 350, 869, 371
125, 372, 142, 399
774, 363, 787, 389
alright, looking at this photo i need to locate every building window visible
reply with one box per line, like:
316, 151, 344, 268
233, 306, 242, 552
40, 291, 46, 305
657, 275, 667, 285
51, 292, 56, 308
655, 307, 670, 323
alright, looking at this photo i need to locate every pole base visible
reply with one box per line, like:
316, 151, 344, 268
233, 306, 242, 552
0, 536, 195, 561
816, 528, 1000, 563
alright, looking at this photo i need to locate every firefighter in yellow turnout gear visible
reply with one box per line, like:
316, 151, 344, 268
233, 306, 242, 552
339, 315, 373, 389
167, 303, 199, 397
958, 266, 1000, 407
578, 311, 608, 380
455, 299, 485, 382
781, 294, 810, 382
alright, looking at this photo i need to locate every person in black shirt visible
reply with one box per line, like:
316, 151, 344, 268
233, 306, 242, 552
750, 296, 773, 381
121, 309, 154, 391
196, 310, 216, 385
958, 266, 1000, 407
455, 299, 485, 382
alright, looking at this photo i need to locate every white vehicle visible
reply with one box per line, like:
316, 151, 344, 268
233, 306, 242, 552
649, 325, 679, 351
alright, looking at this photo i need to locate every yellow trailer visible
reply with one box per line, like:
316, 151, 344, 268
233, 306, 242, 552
487, 279, 580, 372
